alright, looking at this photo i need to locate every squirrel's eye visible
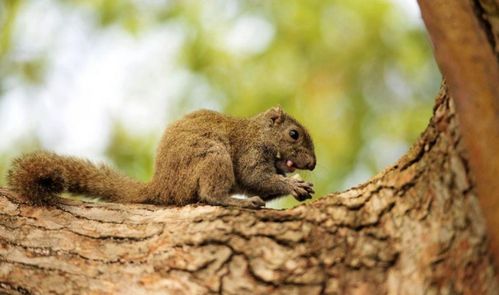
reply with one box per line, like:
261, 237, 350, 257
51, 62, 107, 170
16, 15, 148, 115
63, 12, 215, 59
289, 129, 299, 140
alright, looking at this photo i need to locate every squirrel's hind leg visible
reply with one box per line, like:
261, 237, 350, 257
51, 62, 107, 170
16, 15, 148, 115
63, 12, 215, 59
197, 152, 265, 209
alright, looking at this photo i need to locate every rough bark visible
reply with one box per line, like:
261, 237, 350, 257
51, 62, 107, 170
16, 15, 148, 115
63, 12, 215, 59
2, 0, 499, 294
0, 88, 497, 294
418, 0, 499, 265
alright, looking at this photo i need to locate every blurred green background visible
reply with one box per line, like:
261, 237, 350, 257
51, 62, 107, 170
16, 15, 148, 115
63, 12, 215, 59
0, 0, 440, 208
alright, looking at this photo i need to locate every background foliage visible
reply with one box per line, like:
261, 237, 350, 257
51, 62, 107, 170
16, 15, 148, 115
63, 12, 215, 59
0, 0, 439, 208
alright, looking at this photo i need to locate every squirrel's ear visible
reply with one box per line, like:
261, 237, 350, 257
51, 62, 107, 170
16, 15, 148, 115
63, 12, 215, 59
265, 106, 284, 125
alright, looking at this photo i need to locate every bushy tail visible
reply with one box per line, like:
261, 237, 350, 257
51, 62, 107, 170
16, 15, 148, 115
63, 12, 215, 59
7, 151, 149, 205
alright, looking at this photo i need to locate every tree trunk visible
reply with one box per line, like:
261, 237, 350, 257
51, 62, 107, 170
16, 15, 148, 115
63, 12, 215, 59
418, 0, 499, 266
1, 1, 499, 294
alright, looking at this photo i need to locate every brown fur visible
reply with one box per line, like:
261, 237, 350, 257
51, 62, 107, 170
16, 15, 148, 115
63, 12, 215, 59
7, 107, 316, 209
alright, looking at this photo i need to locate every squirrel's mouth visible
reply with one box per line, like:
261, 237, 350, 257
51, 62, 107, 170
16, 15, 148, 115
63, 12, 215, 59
275, 159, 297, 175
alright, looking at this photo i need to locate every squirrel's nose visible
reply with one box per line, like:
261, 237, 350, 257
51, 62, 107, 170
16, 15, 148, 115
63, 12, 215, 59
307, 158, 316, 170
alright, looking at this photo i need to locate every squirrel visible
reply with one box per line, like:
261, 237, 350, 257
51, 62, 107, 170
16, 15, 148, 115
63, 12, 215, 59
7, 107, 316, 209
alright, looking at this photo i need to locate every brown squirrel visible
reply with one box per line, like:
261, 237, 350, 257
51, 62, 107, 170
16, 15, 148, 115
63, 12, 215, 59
7, 107, 316, 209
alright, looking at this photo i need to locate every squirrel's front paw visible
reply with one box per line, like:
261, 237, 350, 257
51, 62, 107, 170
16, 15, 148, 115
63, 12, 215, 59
287, 178, 314, 201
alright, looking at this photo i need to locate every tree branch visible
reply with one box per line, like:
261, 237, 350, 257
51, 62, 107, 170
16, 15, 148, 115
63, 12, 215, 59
1, 89, 497, 294
418, 0, 499, 269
